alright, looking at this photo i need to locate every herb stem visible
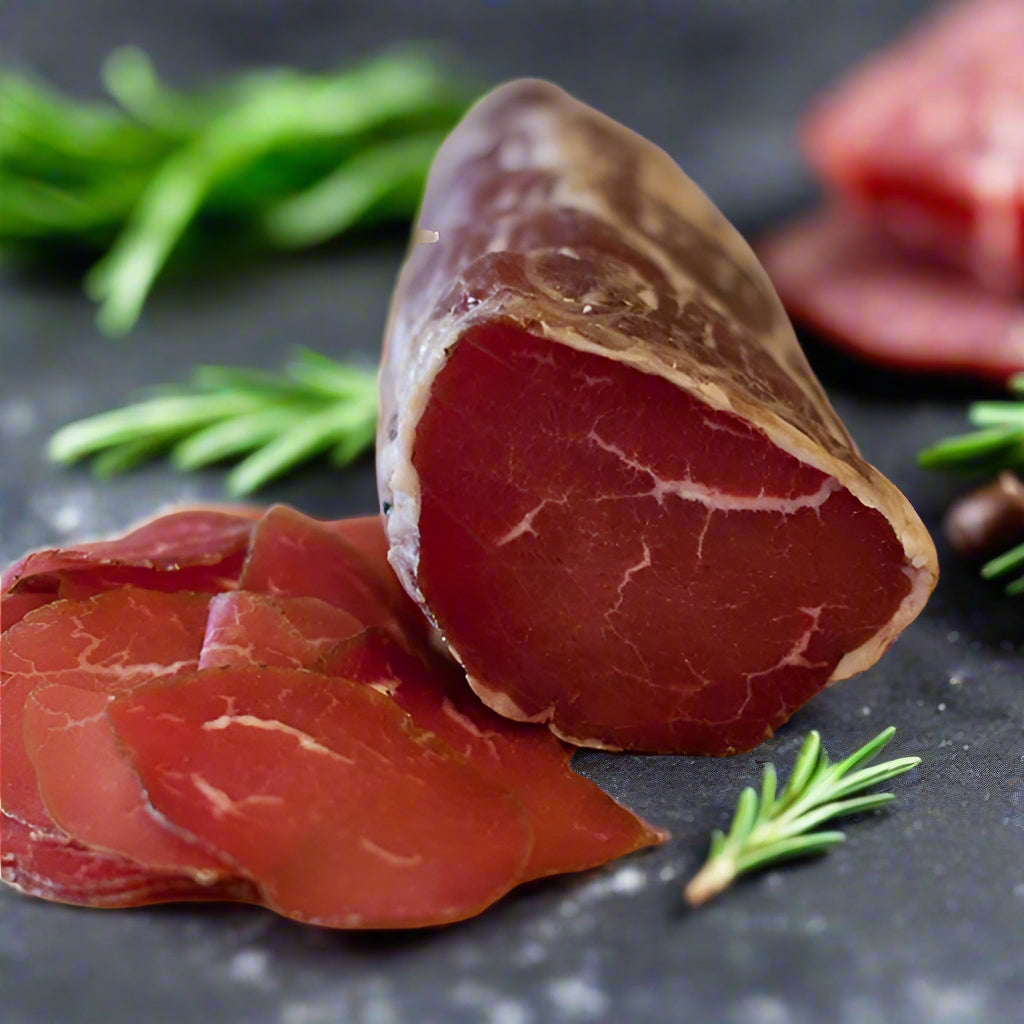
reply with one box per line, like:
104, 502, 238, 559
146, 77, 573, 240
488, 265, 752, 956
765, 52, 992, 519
684, 727, 920, 907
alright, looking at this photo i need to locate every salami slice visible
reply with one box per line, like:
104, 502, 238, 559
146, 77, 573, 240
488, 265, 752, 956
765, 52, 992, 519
378, 79, 938, 754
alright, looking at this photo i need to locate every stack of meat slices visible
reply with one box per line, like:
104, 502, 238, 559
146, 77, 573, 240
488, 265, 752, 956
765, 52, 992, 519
760, 0, 1024, 381
1, 506, 664, 928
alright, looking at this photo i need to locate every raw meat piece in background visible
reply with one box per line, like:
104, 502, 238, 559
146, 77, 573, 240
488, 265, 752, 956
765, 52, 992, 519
802, 0, 1024, 296
762, 0, 1024, 379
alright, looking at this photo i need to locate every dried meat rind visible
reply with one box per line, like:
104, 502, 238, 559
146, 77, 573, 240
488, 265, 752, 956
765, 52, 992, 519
377, 79, 938, 753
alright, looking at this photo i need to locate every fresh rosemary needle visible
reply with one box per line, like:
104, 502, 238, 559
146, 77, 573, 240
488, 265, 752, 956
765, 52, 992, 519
47, 348, 378, 495
684, 726, 920, 907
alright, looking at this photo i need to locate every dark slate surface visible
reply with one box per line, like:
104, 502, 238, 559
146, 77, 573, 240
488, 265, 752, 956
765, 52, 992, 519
2, 2, 1022, 1022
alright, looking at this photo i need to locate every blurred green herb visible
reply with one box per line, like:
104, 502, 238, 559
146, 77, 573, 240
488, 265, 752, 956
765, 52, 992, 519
684, 727, 920, 906
1, 46, 468, 334
48, 348, 378, 495
917, 373, 1024, 594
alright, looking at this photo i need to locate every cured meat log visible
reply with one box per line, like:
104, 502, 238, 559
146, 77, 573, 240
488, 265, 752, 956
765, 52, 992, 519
802, 0, 1024, 296
2, 505, 663, 925
378, 80, 938, 754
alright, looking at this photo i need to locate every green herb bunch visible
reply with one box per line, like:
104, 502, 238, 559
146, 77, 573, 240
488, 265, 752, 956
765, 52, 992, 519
48, 349, 378, 495
1, 47, 468, 334
917, 373, 1024, 594
685, 727, 920, 905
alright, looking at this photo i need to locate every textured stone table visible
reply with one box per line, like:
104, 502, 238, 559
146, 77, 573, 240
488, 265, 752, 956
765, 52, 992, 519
2, 2, 1021, 1021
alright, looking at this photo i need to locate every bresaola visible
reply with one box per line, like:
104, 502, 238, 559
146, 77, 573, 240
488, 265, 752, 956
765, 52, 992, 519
378, 80, 938, 754
4, 78, 939, 926
2, 506, 663, 925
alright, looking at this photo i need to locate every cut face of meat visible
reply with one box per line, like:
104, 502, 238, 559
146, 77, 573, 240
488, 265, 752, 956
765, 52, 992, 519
378, 80, 938, 753
413, 323, 914, 753
320, 629, 665, 878
801, 0, 1024, 294
107, 667, 533, 929
759, 207, 1024, 381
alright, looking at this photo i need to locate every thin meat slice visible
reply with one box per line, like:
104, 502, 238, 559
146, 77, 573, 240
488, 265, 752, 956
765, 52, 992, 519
197, 579, 664, 877
759, 207, 1024, 381
802, 0, 1024, 294
240, 506, 407, 639
108, 667, 533, 928
320, 629, 665, 880
1, 813, 256, 908
199, 592, 363, 670
322, 515, 431, 644
1, 588, 210, 833
2, 592, 57, 632
23, 685, 235, 880
2, 508, 255, 601
377, 80, 938, 754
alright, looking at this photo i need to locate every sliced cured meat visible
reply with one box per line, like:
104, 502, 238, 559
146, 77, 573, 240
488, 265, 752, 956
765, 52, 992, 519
802, 0, 1024, 294
2, 592, 57, 632
1, 507, 254, 600
322, 514, 431, 643
23, 685, 233, 879
107, 667, 533, 928
320, 629, 665, 880
240, 506, 409, 639
199, 592, 362, 670
759, 207, 1024, 381
377, 79, 938, 754
1, 813, 256, 908
1, 588, 210, 832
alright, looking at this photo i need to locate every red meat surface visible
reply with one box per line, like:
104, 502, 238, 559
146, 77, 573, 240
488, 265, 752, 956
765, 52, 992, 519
23, 684, 233, 879
1, 588, 211, 833
413, 324, 915, 753
2, 592, 56, 632
1, 508, 254, 601
199, 592, 363, 670
378, 80, 937, 754
240, 506, 408, 639
321, 629, 666, 879
3, 502, 667, 923
759, 207, 1024, 381
107, 666, 533, 928
1, 814, 256, 908
802, 0, 1024, 294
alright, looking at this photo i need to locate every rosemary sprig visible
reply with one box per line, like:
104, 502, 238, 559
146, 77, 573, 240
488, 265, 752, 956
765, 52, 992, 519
684, 727, 920, 906
1, 47, 467, 334
47, 348, 378, 495
917, 373, 1024, 594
